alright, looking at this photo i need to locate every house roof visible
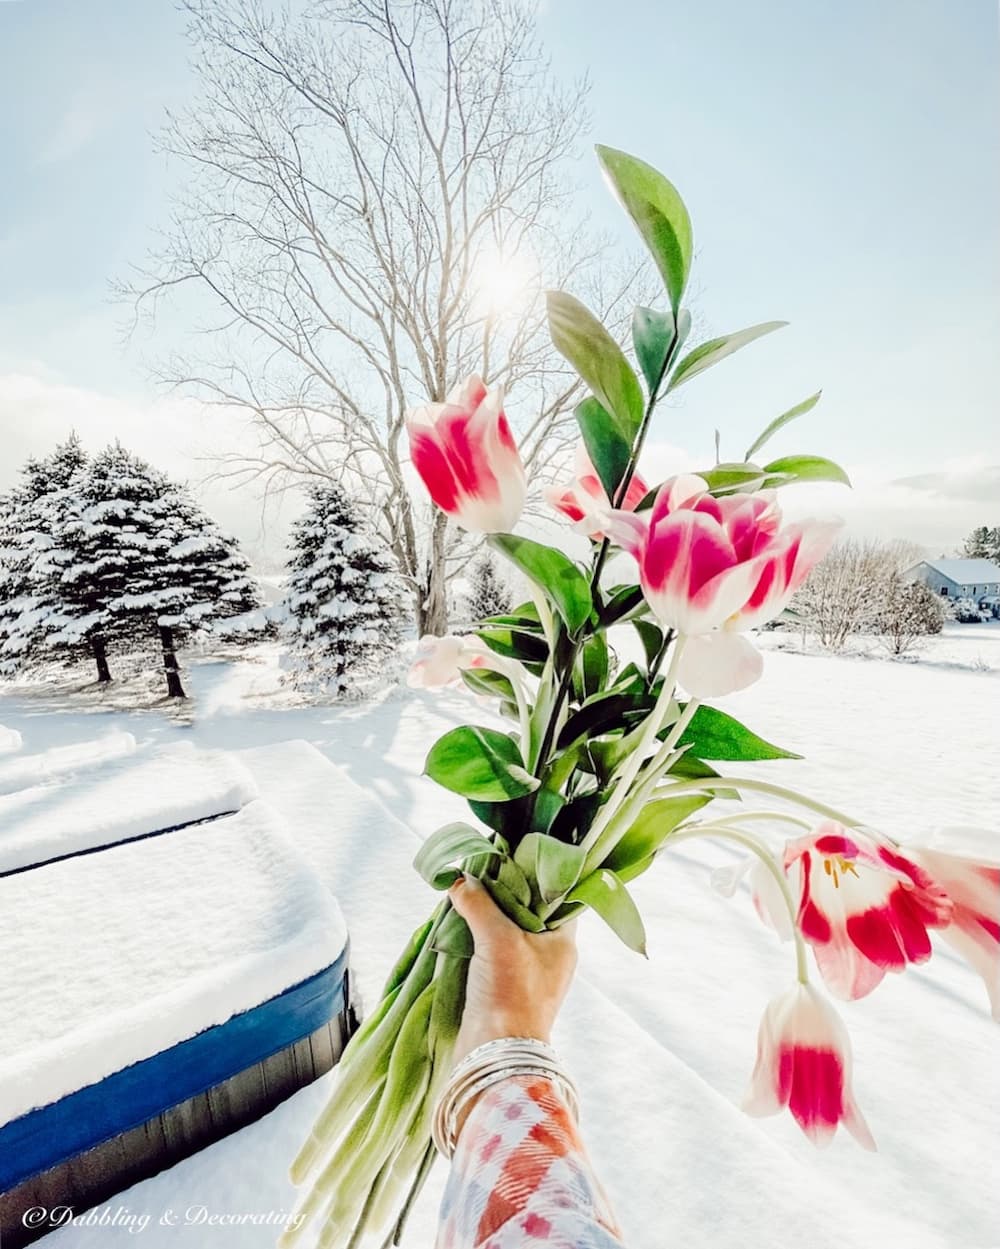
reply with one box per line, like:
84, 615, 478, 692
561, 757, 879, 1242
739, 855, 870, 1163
912, 558, 1000, 583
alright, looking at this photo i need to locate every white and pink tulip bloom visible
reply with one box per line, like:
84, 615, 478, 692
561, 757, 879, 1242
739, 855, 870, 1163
407, 634, 494, 690
743, 982, 876, 1150
761, 823, 953, 1001
406, 375, 525, 534
909, 844, 1000, 1020
601, 474, 838, 697
544, 443, 648, 539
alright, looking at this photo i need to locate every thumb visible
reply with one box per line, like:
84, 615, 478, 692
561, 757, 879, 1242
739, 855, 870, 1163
448, 875, 516, 951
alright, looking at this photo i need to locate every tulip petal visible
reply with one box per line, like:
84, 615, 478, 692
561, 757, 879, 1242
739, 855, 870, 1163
677, 631, 764, 698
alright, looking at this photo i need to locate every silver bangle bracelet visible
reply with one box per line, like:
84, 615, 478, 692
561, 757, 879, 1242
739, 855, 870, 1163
432, 1037, 579, 1159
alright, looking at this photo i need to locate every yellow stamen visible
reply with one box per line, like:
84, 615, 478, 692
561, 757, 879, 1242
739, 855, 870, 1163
822, 855, 859, 888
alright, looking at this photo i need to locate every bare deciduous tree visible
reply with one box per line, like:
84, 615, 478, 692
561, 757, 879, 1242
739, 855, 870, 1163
875, 574, 946, 657
793, 538, 921, 650
122, 0, 643, 632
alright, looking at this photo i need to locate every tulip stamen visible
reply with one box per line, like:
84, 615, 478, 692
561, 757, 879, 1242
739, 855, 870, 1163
823, 855, 859, 888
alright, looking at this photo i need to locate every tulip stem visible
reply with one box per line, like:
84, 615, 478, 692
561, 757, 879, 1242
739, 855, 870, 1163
579, 640, 686, 863
666, 824, 810, 983
652, 775, 862, 828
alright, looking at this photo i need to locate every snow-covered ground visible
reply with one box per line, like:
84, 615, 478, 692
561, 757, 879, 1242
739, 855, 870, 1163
1, 633, 998, 1249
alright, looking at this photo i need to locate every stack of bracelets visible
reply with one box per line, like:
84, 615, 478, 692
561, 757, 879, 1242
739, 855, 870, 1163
432, 1036, 581, 1159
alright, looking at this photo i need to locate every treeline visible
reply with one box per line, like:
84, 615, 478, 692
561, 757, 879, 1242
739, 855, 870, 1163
0, 436, 260, 697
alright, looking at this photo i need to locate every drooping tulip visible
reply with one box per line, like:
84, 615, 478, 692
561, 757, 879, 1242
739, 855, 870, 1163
407, 634, 495, 690
766, 823, 953, 1001
909, 843, 1000, 1020
601, 474, 838, 696
544, 443, 648, 538
406, 375, 525, 533
743, 982, 876, 1149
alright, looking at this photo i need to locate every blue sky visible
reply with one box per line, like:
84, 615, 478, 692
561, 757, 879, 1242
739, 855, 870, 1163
0, 0, 997, 553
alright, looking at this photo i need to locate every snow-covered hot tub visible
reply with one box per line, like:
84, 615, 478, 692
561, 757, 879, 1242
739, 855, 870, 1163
0, 800, 352, 1245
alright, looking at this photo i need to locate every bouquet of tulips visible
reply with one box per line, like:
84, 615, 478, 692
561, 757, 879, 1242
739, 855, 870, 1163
285, 147, 999, 1248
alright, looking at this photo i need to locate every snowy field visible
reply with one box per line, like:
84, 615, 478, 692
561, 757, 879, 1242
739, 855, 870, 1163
1, 631, 998, 1249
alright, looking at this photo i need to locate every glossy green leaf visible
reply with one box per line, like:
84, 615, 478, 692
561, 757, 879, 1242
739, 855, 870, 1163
557, 692, 646, 751
605, 794, 712, 877
575, 396, 632, 501
425, 728, 539, 801
599, 583, 647, 627
489, 533, 593, 635
498, 855, 533, 906
674, 704, 802, 761
568, 867, 648, 955
477, 625, 548, 665
413, 821, 502, 889
596, 146, 693, 313
460, 666, 518, 705
744, 391, 822, 462
696, 463, 770, 494
515, 833, 589, 903
632, 305, 676, 394
574, 633, 609, 701
760, 454, 851, 489
632, 618, 664, 670
547, 290, 644, 438
668, 321, 787, 391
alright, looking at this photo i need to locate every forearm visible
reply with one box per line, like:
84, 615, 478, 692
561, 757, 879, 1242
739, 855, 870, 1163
436, 1074, 626, 1249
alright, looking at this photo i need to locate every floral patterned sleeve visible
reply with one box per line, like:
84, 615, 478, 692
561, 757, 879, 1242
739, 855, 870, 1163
435, 1074, 626, 1249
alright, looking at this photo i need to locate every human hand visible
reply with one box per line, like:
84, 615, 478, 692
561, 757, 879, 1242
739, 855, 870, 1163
448, 874, 578, 1066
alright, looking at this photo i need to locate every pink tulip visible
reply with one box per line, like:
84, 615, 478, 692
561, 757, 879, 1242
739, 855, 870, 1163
406, 375, 525, 533
602, 474, 838, 696
406, 634, 495, 690
743, 982, 875, 1149
762, 823, 953, 1001
544, 443, 648, 538
909, 844, 1000, 1020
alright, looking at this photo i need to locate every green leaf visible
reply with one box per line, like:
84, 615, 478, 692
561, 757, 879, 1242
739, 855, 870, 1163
425, 728, 539, 801
477, 625, 548, 665
632, 618, 664, 670
599, 583, 647, 627
515, 833, 589, 904
674, 704, 802, 761
381, 917, 435, 994
413, 821, 502, 889
489, 533, 593, 635
481, 877, 546, 932
604, 795, 712, 878
696, 463, 770, 494
668, 321, 787, 391
430, 908, 474, 959
557, 692, 647, 751
596, 146, 693, 313
744, 391, 822, 462
665, 754, 739, 801
498, 855, 533, 906
568, 867, 648, 955
760, 454, 851, 489
632, 306, 676, 394
547, 290, 644, 438
460, 666, 518, 705
573, 633, 609, 701
575, 396, 632, 501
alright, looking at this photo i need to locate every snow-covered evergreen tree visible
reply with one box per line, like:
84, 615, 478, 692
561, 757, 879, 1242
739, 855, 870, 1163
465, 553, 512, 622
0, 435, 95, 678
284, 482, 405, 697
41, 444, 261, 696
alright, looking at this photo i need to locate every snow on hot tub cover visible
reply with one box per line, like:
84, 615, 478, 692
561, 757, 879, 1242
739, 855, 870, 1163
0, 740, 259, 871
0, 799, 348, 1130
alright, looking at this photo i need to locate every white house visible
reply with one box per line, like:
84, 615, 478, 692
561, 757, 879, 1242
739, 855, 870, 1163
904, 558, 1000, 602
